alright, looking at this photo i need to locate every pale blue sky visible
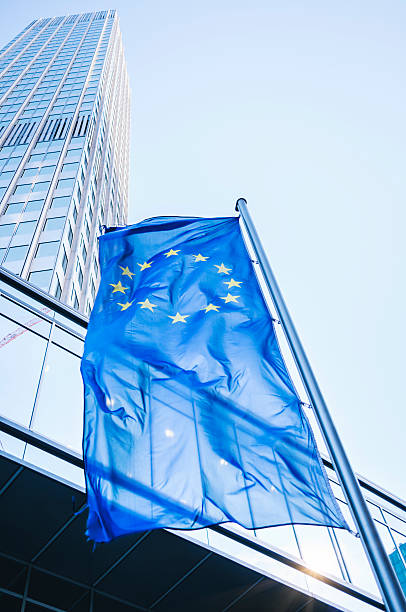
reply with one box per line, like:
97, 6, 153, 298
1, 1, 405, 498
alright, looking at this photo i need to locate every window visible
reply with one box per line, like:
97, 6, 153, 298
72, 205, 78, 222
44, 151, 60, 162
71, 287, 79, 310
54, 277, 62, 300
77, 261, 83, 287
14, 184, 32, 195
39, 165, 56, 176
61, 162, 79, 176
5, 202, 24, 215
36, 241, 59, 258
65, 148, 82, 161
51, 196, 70, 209
44, 217, 65, 232
3, 157, 22, 171
68, 223, 73, 245
0, 170, 15, 182
14, 220, 37, 237
81, 240, 87, 263
3, 244, 28, 262
85, 219, 90, 241
22, 168, 39, 178
29, 153, 44, 163
0, 222, 16, 241
32, 181, 50, 193
25, 199, 44, 213
28, 269, 53, 290
57, 178, 75, 190
62, 247, 68, 272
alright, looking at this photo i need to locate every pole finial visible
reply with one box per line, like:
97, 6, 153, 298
235, 197, 247, 212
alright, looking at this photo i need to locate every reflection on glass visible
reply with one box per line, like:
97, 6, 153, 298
51, 196, 71, 209
0, 311, 48, 428
3, 245, 29, 273
25, 199, 44, 213
28, 269, 53, 290
5, 202, 24, 215
13, 220, 37, 237
255, 524, 299, 558
383, 510, 406, 536
44, 217, 66, 232
294, 525, 343, 578
35, 241, 59, 258
0, 223, 15, 237
32, 343, 84, 453
334, 501, 379, 596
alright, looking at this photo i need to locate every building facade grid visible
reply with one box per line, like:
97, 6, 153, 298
0, 10, 130, 314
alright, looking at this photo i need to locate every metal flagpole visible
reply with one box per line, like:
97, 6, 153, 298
236, 197, 406, 612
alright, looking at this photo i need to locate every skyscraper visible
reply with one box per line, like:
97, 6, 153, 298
0, 10, 130, 314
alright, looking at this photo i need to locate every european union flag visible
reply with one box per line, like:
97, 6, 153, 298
81, 216, 348, 542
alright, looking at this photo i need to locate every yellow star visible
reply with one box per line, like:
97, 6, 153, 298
224, 278, 242, 289
110, 280, 128, 294
119, 266, 135, 278
117, 301, 133, 311
214, 263, 231, 275
164, 249, 180, 258
203, 304, 220, 313
193, 253, 209, 262
168, 312, 189, 324
221, 293, 240, 304
138, 298, 157, 312
138, 261, 153, 271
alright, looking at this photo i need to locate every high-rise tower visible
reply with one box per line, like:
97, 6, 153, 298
0, 10, 130, 314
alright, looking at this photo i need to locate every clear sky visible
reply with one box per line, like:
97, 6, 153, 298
1, 1, 405, 499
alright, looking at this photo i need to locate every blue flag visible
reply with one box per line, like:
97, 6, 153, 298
81, 216, 348, 542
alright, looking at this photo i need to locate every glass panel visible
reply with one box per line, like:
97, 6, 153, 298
28, 269, 53, 290
14, 220, 37, 237
383, 511, 406, 536
5, 202, 24, 215
0, 300, 49, 427
255, 524, 300, 558
0, 223, 15, 237
29, 153, 44, 163
39, 165, 56, 175
32, 181, 50, 193
14, 184, 31, 195
32, 342, 83, 453
25, 199, 44, 213
52, 325, 84, 356
44, 151, 60, 161
334, 502, 379, 595
35, 241, 59, 259
4, 244, 29, 262
51, 196, 71, 209
22, 168, 39, 178
294, 524, 343, 578
61, 162, 79, 175
57, 178, 76, 190
44, 217, 65, 231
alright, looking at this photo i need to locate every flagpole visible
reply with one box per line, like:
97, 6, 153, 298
236, 197, 406, 612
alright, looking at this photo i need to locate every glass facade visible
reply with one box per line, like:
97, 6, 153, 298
0, 10, 130, 314
0, 269, 405, 611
